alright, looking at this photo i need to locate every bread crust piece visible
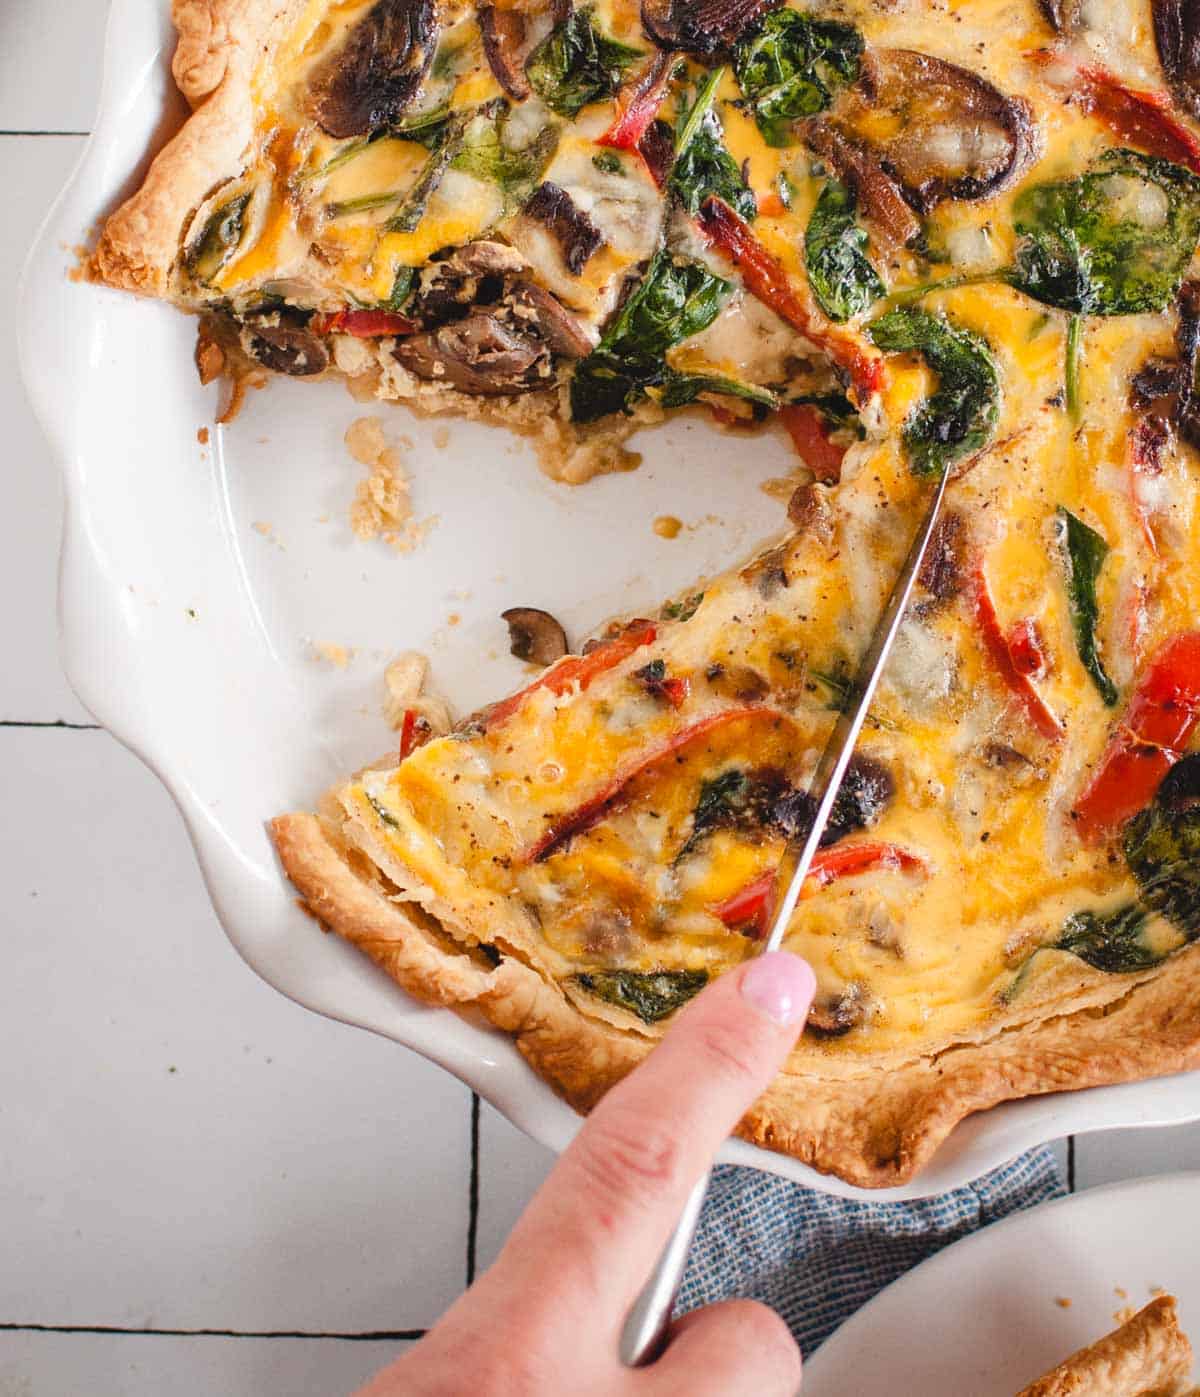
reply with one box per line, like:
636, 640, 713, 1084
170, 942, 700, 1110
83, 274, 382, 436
1016, 1296, 1195, 1396
91, 0, 304, 296
271, 809, 1200, 1189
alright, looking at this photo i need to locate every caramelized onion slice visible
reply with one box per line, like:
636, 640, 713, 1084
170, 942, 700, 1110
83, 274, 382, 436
309, 0, 438, 139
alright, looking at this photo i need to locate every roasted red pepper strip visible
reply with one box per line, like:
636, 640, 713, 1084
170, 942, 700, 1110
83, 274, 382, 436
778, 403, 848, 482
660, 676, 690, 709
399, 708, 418, 760
1075, 63, 1200, 175
1005, 617, 1049, 680
971, 563, 1065, 741
483, 622, 657, 732
804, 840, 928, 891
1072, 630, 1200, 841
599, 50, 674, 151
712, 871, 776, 939
399, 708, 434, 760
525, 705, 774, 862
697, 196, 887, 404
312, 309, 417, 338
712, 842, 928, 936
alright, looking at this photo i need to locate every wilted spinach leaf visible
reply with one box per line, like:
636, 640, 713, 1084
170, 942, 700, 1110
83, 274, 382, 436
572, 968, 707, 1022
805, 179, 884, 322
385, 266, 415, 311
657, 371, 778, 409
733, 9, 863, 147
570, 252, 731, 421
526, 7, 641, 117
1055, 903, 1163, 973
1012, 149, 1200, 316
660, 591, 705, 622
451, 106, 559, 200
1057, 507, 1119, 706
868, 308, 1001, 475
669, 67, 756, 220
1125, 755, 1200, 939
187, 192, 250, 283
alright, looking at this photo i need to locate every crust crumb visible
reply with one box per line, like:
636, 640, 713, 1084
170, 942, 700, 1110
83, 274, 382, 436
311, 642, 355, 669
197, 426, 210, 446
653, 515, 683, 539
345, 416, 437, 552
1055, 1296, 1072, 1309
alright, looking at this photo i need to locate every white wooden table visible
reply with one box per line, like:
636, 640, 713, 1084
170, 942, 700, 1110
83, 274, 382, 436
2, 4, 1197, 1392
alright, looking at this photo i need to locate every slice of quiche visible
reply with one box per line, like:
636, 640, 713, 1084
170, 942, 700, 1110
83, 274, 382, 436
273, 342, 1200, 1184
1017, 1296, 1196, 1397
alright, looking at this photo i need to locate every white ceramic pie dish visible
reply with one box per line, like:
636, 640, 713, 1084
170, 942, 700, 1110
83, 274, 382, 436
18, 0, 1200, 1202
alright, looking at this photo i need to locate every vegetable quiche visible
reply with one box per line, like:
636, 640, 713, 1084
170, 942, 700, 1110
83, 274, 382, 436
97, 0, 1200, 1185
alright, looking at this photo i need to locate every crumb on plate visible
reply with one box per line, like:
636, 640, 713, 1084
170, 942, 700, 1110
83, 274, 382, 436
345, 416, 437, 552
311, 641, 355, 669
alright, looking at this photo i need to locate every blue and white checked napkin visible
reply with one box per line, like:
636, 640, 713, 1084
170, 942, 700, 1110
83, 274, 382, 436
678, 1148, 1065, 1355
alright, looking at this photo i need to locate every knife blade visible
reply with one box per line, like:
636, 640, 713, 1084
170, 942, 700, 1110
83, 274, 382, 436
620, 461, 954, 1367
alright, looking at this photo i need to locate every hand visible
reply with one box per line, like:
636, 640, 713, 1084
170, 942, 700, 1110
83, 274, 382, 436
359, 951, 816, 1396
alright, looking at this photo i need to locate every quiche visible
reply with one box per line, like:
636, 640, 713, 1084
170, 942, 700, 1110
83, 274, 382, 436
1017, 1296, 1196, 1396
97, 0, 1200, 1185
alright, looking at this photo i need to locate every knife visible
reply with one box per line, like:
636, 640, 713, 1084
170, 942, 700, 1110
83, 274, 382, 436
619, 461, 954, 1366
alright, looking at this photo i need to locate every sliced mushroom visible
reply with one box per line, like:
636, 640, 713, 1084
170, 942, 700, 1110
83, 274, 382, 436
523, 182, 604, 275
787, 482, 834, 540
1129, 279, 1200, 450
637, 117, 677, 188
917, 509, 967, 608
740, 543, 790, 597
1154, 0, 1200, 119
641, 0, 781, 55
395, 312, 552, 394
409, 241, 526, 326
806, 984, 868, 1038
826, 755, 895, 844
704, 663, 770, 703
1039, 0, 1084, 33
805, 119, 922, 251
1158, 753, 1200, 812
502, 607, 570, 665
308, 0, 438, 139
239, 309, 330, 377
822, 49, 1035, 214
479, 4, 532, 100
509, 281, 597, 357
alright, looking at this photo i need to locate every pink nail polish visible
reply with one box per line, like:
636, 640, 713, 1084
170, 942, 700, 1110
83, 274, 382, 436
741, 952, 816, 1026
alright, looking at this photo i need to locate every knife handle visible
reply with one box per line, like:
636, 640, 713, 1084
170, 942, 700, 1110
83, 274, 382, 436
619, 1170, 711, 1366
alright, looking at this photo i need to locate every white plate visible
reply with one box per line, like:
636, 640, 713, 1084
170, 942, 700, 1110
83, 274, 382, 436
806, 1172, 1200, 1394
17, 0, 1200, 1202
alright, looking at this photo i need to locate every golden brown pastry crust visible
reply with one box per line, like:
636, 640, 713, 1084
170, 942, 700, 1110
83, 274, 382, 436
1017, 1297, 1195, 1397
271, 809, 1200, 1188
91, 0, 305, 296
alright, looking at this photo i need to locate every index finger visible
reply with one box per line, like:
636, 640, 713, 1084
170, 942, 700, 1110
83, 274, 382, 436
496, 952, 815, 1308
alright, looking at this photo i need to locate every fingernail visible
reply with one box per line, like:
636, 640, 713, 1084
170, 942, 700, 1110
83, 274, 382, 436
740, 952, 816, 1026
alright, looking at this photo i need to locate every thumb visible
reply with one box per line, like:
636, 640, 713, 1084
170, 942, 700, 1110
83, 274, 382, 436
650, 1299, 802, 1397
496, 952, 816, 1309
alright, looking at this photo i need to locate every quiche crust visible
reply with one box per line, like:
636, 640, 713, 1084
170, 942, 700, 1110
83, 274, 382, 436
93, 0, 307, 296
1017, 1296, 1196, 1397
271, 808, 1200, 1189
